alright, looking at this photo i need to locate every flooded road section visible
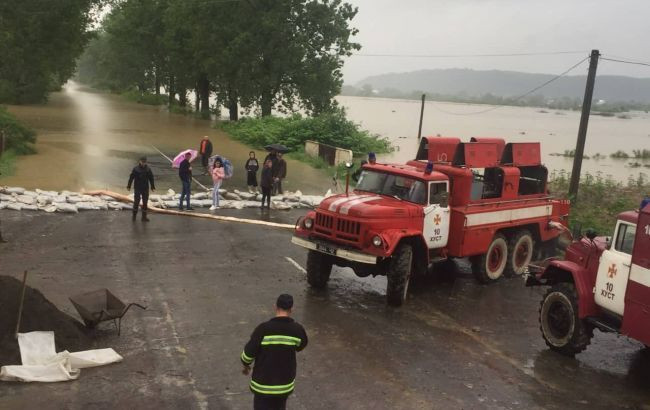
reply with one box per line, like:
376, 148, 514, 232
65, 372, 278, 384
1, 210, 649, 409
338, 96, 650, 182
3, 83, 331, 194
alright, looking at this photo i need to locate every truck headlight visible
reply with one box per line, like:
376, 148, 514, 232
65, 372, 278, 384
372, 235, 383, 247
304, 218, 313, 229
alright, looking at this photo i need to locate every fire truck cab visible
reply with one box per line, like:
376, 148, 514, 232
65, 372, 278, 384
527, 203, 650, 356
292, 136, 570, 306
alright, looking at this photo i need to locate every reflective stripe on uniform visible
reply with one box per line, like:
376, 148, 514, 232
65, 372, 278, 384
250, 379, 295, 395
241, 351, 254, 364
260, 335, 302, 346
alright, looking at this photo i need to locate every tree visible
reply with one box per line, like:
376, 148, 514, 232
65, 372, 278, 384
0, 0, 104, 103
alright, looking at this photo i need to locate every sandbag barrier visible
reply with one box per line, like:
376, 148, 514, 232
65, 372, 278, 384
0, 186, 332, 230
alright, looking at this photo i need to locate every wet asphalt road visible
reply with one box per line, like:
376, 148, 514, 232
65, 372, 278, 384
0, 210, 649, 410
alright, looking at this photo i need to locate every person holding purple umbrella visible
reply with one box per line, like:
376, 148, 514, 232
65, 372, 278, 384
179, 152, 194, 211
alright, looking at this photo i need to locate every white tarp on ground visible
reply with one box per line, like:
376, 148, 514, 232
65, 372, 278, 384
0, 331, 122, 383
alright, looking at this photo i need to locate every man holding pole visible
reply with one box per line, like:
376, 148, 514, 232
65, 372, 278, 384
199, 136, 213, 175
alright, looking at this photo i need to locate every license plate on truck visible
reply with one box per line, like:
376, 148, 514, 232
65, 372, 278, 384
316, 243, 337, 255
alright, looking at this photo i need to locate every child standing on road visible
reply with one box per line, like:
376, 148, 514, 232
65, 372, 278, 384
211, 158, 225, 210
260, 160, 273, 209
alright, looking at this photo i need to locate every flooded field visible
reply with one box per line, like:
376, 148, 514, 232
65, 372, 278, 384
337, 96, 650, 182
2, 83, 331, 194
3, 86, 649, 193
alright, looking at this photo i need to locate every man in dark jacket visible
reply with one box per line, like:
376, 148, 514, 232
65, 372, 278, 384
178, 152, 193, 211
127, 156, 155, 222
273, 153, 287, 195
199, 136, 213, 175
241, 294, 308, 410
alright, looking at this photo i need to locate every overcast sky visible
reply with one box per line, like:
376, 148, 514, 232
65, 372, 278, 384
342, 0, 650, 84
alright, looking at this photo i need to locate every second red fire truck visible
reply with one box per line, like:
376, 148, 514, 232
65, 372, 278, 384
293, 136, 571, 305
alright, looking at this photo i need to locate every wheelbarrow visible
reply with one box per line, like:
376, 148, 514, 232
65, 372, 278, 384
69, 289, 147, 335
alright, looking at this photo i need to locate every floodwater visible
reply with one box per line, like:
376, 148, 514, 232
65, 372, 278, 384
337, 96, 650, 182
2, 82, 331, 194
4, 86, 649, 193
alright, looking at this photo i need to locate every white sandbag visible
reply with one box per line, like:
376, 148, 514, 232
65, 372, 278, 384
66, 196, 84, 204
224, 192, 241, 201
294, 190, 303, 197
55, 203, 78, 213
76, 202, 99, 211
163, 201, 179, 208
218, 188, 227, 195
36, 195, 52, 205
22, 190, 38, 197
21, 204, 38, 211
41, 205, 57, 213
166, 188, 176, 196
272, 201, 292, 210
7, 203, 22, 211
243, 201, 263, 208
324, 189, 334, 198
100, 195, 115, 201
36, 189, 59, 197
238, 192, 257, 200
95, 202, 108, 211
52, 195, 67, 203
0, 332, 122, 383
0, 202, 7, 210
15, 195, 35, 205
2, 187, 25, 194
191, 192, 209, 200
0, 193, 13, 201
107, 202, 123, 210
149, 194, 162, 201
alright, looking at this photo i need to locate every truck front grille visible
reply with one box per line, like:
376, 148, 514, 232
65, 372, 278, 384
314, 211, 362, 244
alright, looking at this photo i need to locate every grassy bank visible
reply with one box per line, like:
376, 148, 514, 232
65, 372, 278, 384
549, 171, 648, 234
219, 109, 391, 157
0, 107, 36, 177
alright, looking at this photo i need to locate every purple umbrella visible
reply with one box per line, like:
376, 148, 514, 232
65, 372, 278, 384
172, 149, 198, 168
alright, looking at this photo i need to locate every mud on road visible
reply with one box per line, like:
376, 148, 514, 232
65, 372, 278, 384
0, 210, 649, 409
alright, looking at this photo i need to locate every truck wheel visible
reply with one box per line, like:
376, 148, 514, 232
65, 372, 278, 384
306, 250, 333, 289
505, 230, 534, 277
539, 282, 593, 356
386, 243, 413, 307
471, 233, 508, 284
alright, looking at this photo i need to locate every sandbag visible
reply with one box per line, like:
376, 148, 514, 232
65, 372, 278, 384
0, 193, 13, 201
76, 202, 100, 211
272, 201, 292, 210
55, 203, 78, 213
21, 204, 38, 211
15, 195, 35, 205
224, 192, 241, 201
1, 187, 25, 195
0, 202, 7, 210
52, 195, 67, 203
7, 203, 22, 211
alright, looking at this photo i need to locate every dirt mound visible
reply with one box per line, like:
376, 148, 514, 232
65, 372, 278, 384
0, 275, 92, 365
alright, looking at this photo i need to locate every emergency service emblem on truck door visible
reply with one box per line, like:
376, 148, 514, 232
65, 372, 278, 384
423, 181, 450, 248
595, 221, 636, 315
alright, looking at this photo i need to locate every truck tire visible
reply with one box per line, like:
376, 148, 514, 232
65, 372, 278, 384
471, 233, 508, 284
505, 230, 534, 277
539, 282, 593, 356
386, 243, 413, 307
306, 250, 333, 289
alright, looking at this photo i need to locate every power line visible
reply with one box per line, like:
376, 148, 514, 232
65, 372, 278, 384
600, 56, 650, 68
429, 55, 591, 116
350, 50, 587, 58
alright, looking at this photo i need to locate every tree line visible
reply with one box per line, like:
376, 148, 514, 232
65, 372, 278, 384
77, 0, 360, 120
0, 0, 103, 104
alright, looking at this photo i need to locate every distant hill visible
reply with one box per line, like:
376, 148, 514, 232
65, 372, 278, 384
354, 69, 650, 103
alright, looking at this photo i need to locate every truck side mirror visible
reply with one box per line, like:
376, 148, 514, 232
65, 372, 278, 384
585, 229, 597, 240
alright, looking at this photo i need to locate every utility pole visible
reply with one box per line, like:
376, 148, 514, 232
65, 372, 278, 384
417, 94, 426, 139
568, 49, 600, 202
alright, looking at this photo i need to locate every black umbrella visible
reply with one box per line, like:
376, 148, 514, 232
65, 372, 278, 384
264, 143, 289, 153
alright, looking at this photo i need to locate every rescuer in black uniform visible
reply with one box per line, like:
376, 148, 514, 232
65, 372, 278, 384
241, 294, 308, 410
127, 156, 155, 222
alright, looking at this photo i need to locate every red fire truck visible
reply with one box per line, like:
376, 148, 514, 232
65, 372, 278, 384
527, 203, 650, 356
292, 136, 571, 305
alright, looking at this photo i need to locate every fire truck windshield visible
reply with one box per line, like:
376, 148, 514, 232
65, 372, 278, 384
356, 170, 427, 204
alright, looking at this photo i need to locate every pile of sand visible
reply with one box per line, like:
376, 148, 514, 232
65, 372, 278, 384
0, 275, 92, 365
